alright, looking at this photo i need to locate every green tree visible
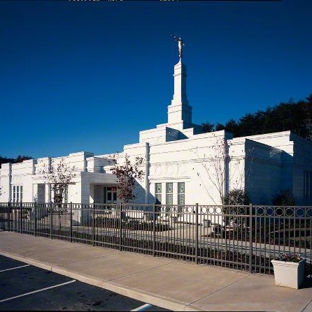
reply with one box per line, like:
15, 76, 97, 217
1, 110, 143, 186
15, 155, 32, 163
202, 122, 215, 133
215, 122, 225, 131
224, 119, 239, 135
204, 94, 312, 142
0, 155, 32, 166
0, 156, 15, 166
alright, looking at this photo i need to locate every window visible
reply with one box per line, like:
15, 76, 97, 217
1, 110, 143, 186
178, 182, 185, 206
12, 185, 23, 203
155, 183, 162, 204
304, 171, 312, 202
107, 192, 112, 201
16, 186, 20, 203
12, 186, 16, 202
166, 182, 173, 205
105, 186, 117, 204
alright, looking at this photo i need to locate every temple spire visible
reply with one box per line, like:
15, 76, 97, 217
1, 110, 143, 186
171, 34, 185, 61
167, 35, 192, 127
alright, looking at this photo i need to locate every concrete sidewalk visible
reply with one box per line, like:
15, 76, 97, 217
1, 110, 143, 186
0, 231, 311, 312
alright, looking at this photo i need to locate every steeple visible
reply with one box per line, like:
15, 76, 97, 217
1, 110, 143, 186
138, 37, 200, 145
168, 36, 192, 128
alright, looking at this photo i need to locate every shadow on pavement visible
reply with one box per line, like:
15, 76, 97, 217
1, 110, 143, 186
302, 275, 312, 289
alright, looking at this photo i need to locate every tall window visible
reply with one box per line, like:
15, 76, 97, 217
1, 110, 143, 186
304, 171, 312, 202
155, 183, 162, 204
12, 186, 16, 202
17, 186, 20, 203
12, 185, 23, 202
166, 182, 173, 205
178, 182, 185, 206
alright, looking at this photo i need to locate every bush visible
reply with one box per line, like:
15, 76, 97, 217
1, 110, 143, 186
272, 190, 295, 206
222, 189, 250, 227
223, 189, 250, 205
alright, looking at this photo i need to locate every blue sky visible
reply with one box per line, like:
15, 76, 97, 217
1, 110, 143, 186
1, 0, 311, 159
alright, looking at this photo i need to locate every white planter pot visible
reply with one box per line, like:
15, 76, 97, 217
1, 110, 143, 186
271, 259, 306, 289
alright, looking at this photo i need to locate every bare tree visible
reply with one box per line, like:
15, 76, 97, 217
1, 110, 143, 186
39, 157, 76, 207
110, 154, 144, 203
38, 157, 77, 230
190, 136, 253, 228
190, 135, 253, 205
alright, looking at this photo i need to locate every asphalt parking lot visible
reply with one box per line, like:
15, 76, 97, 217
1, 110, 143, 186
0, 255, 170, 311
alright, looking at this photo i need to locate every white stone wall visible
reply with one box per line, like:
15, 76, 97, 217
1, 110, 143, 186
0, 163, 11, 202
244, 140, 284, 204
134, 130, 232, 205
291, 134, 312, 205
86, 156, 114, 173
139, 126, 168, 144
34, 157, 50, 175
244, 131, 294, 156
122, 143, 147, 203
1, 129, 312, 208
1, 160, 37, 203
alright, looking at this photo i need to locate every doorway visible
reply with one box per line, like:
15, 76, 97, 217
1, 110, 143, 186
104, 186, 117, 204
37, 184, 45, 203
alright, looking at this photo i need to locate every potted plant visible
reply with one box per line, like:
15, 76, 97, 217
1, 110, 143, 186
271, 253, 306, 289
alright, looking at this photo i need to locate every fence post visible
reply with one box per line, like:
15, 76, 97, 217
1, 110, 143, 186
249, 203, 253, 273
70, 202, 73, 243
153, 203, 156, 257
34, 202, 37, 236
50, 203, 53, 239
92, 204, 95, 246
7, 202, 11, 232
13, 202, 17, 231
20, 202, 23, 234
195, 203, 199, 265
119, 204, 122, 251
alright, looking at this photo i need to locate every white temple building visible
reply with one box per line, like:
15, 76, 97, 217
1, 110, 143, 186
1, 43, 312, 218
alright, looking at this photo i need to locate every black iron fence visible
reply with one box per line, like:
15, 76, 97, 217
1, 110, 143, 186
0, 202, 311, 275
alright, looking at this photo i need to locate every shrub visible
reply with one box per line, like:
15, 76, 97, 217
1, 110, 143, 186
272, 190, 295, 206
223, 189, 250, 205
274, 253, 303, 262
222, 189, 250, 227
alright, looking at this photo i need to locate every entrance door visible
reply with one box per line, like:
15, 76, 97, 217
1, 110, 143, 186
104, 187, 117, 204
37, 184, 45, 203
